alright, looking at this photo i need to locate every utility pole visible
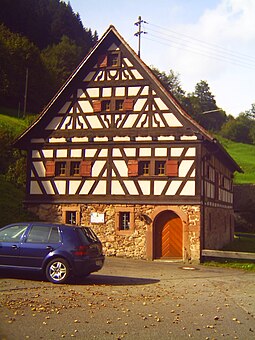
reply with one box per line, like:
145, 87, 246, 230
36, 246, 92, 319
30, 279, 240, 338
23, 67, 29, 116
134, 16, 147, 57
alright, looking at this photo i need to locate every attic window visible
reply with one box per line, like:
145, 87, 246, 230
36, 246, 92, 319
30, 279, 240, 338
102, 100, 111, 111
115, 100, 124, 111
155, 161, 166, 175
55, 161, 66, 176
70, 161, 80, 176
108, 52, 120, 67
139, 161, 150, 176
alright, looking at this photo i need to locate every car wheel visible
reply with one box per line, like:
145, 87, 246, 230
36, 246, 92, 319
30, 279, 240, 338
46, 258, 70, 284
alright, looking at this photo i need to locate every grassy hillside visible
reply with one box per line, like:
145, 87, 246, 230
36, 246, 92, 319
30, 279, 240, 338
216, 136, 255, 184
0, 113, 28, 137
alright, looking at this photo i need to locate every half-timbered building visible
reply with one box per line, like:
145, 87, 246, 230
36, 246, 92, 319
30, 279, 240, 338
15, 26, 242, 262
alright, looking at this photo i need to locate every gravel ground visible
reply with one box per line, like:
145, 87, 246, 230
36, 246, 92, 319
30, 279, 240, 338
0, 257, 254, 339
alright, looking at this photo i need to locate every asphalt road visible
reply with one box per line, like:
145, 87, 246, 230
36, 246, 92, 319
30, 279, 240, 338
0, 257, 254, 339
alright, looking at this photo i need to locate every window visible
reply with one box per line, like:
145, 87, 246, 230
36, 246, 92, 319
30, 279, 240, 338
108, 53, 119, 67
62, 207, 80, 225
155, 161, 165, 175
66, 211, 77, 224
115, 207, 134, 235
93, 98, 134, 113
71, 161, 80, 176
119, 212, 130, 230
102, 100, 110, 111
55, 161, 66, 176
0, 225, 28, 242
115, 99, 124, 111
26, 225, 60, 243
139, 161, 150, 175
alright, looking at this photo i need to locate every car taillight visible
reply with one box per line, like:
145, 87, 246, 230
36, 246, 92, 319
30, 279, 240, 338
73, 245, 89, 256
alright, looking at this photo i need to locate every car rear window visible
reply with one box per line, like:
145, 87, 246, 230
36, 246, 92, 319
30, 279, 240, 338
79, 227, 99, 243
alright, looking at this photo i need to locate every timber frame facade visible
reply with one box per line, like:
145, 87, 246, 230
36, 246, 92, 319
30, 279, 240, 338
15, 26, 242, 262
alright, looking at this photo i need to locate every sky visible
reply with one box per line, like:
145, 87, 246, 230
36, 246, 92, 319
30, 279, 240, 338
66, 0, 255, 117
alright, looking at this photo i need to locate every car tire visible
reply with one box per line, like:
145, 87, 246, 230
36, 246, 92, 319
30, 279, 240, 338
45, 258, 70, 284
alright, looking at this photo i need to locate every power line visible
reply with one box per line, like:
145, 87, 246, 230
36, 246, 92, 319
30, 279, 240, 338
144, 33, 255, 70
140, 21, 255, 70
149, 22, 255, 63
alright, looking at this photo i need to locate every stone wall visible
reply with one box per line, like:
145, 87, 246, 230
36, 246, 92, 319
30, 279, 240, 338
27, 202, 201, 261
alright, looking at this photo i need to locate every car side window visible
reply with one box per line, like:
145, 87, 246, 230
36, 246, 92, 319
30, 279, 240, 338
0, 225, 28, 242
26, 225, 60, 243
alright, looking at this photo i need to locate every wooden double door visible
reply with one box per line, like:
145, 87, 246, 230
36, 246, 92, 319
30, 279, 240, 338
154, 211, 183, 259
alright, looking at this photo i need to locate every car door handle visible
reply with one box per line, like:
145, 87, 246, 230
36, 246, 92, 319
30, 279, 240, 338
12, 245, 18, 249
46, 246, 53, 251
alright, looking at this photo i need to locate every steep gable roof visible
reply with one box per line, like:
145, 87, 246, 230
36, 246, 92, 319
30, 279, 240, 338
14, 25, 242, 173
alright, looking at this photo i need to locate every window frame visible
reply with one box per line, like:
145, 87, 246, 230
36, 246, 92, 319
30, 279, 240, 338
70, 161, 80, 176
55, 161, 67, 176
155, 160, 166, 176
107, 52, 120, 67
62, 206, 80, 225
115, 207, 134, 235
138, 160, 150, 176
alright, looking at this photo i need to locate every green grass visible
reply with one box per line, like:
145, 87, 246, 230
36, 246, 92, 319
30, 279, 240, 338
203, 234, 255, 271
0, 114, 29, 137
203, 261, 255, 271
222, 234, 255, 253
216, 135, 255, 184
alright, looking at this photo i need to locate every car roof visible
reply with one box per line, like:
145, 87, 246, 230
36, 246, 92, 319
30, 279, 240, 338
5, 222, 90, 229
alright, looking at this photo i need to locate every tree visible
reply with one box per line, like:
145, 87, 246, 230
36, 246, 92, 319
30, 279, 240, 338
0, 0, 97, 52
151, 67, 186, 103
188, 80, 227, 131
41, 35, 84, 90
220, 113, 252, 144
0, 24, 51, 112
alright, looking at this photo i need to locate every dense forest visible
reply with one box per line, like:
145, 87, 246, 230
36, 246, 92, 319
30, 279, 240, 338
0, 0, 97, 113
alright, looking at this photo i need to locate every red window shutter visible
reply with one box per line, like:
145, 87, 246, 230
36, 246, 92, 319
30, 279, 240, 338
166, 160, 179, 177
45, 161, 55, 177
123, 99, 134, 111
92, 100, 101, 112
80, 160, 92, 177
128, 160, 138, 177
97, 54, 107, 67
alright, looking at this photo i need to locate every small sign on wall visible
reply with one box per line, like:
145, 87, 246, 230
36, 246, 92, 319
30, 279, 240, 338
90, 212, 105, 224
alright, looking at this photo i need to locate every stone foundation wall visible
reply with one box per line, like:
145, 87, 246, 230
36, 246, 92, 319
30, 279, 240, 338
181, 205, 201, 262
27, 202, 201, 261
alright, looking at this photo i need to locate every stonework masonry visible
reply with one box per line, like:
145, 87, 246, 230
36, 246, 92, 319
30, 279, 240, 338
27, 203, 202, 262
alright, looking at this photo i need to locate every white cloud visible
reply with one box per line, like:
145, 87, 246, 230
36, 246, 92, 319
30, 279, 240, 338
156, 0, 255, 115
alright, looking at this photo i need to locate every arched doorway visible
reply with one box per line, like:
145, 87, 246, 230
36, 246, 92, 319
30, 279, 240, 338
154, 210, 183, 259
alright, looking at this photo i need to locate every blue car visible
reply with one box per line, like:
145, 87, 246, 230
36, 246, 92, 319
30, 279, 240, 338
0, 222, 105, 283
